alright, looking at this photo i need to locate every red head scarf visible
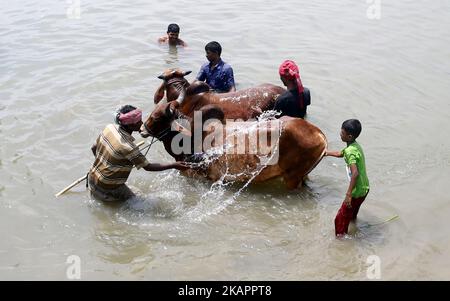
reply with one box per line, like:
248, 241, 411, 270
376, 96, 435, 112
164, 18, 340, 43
118, 109, 142, 125
279, 60, 305, 107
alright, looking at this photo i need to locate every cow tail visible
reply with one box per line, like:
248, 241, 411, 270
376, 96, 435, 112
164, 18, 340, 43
304, 132, 328, 176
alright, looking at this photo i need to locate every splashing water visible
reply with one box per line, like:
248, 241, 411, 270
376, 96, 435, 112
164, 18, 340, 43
185, 115, 284, 222
257, 110, 281, 121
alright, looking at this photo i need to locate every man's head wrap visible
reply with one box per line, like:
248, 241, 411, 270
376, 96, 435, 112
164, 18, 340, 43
279, 60, 305, 107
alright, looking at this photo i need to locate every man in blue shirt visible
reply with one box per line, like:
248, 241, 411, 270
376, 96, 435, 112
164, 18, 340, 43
196, 41, 236, 93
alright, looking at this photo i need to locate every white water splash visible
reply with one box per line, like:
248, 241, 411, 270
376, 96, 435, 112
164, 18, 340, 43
184, 118, 284, 222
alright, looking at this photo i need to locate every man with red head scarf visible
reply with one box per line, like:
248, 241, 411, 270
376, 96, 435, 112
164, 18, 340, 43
88, 105, 188, 202
274, 60, 311, 118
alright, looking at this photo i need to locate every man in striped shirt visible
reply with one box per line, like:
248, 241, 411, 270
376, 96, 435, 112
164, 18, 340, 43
88, 105, 188, 202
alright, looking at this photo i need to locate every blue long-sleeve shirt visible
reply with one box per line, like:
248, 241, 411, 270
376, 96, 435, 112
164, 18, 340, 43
196, 59, 235, 93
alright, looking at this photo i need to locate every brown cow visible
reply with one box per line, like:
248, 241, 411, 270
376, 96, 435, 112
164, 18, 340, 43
140, 101, 327, 189
154, 69, 286, 120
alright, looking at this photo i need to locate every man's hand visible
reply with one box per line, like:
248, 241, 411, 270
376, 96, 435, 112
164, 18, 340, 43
154, 82, 165, 104
173, 162, 190, 171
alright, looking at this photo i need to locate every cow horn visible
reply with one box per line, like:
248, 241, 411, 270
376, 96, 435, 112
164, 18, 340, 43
183, 70, 192, 76
175, 86, 186, 105
166, 102, 177, 117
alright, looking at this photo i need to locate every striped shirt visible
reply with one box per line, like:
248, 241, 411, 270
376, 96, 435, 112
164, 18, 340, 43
89, 124, 149, 190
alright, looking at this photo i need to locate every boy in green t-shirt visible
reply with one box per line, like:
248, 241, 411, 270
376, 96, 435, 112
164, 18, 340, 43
325, 119, 370, 236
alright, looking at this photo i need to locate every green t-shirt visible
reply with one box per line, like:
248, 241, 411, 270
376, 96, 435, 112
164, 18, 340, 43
341, 141, 370, 198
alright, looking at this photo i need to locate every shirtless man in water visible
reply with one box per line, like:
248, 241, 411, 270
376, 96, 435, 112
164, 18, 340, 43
158, 23, 187, 47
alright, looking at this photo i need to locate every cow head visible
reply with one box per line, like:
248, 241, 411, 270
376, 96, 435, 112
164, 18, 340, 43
140, 101, 177, 139
140, 100, 194, 142
154, 69, 192, 105
154, 69, 212, 106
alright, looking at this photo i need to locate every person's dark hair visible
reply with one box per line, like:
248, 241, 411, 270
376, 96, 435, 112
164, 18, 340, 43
115, 105, 137, 125
342, 119, 362, 139
167, 23, 180, 33
205, 41, 222, 56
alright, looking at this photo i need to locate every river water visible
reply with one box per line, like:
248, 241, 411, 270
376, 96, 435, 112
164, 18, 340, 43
1, 0, 449, 280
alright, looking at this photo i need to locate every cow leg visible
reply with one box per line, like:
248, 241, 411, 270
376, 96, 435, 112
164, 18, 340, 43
283, 174, 302, 190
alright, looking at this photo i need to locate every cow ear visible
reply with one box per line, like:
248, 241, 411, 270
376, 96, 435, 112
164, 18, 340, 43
183, 70, 192, 76
158, 74, 165, 80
